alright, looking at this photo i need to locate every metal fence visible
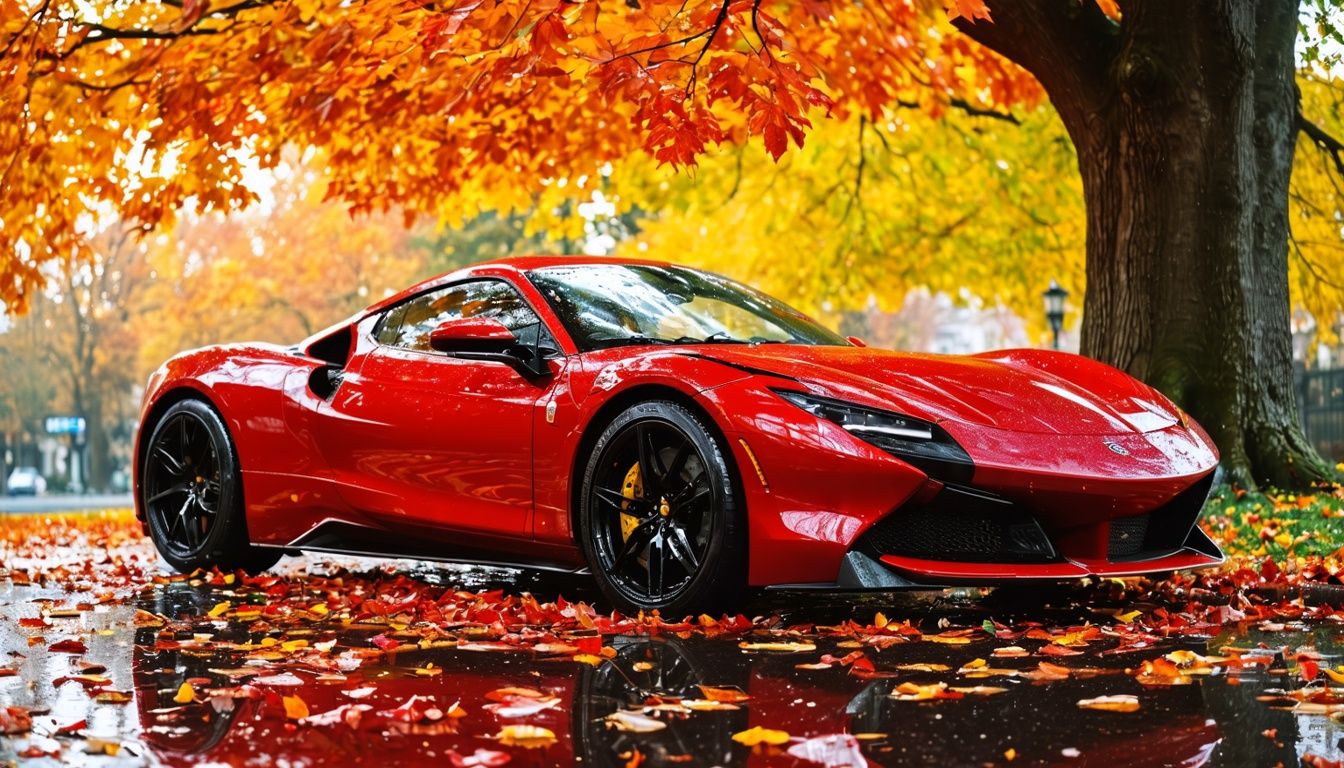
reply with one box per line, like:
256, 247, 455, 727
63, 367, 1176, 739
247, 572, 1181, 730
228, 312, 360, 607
1298, 367, 1344, 463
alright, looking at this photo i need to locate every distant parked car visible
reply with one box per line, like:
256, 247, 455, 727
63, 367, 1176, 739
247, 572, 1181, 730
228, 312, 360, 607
6, 467, 47, 496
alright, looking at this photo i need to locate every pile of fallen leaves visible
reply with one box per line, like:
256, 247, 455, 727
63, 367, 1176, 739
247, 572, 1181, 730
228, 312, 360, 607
1202, 482, 1344, 559
1199, 482, 1344, 588
0, 509, 155, 598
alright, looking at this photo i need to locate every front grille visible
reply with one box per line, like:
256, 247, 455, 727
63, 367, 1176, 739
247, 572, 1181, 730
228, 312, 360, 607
1108, 515, 1150, 558
1107, 474, 1216, 562
860, 485, 1056, 563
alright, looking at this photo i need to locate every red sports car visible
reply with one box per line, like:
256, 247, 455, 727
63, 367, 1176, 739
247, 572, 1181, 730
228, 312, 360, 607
134, 257, 1223, 614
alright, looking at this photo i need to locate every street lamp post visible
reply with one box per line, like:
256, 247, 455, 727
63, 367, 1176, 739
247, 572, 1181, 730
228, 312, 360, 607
1043, 280, 1068, 350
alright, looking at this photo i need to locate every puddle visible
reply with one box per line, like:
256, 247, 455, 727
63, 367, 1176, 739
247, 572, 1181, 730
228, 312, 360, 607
1, 554, 1342, 766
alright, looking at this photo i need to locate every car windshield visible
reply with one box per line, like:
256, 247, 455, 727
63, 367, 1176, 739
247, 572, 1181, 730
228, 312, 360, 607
526, 264, 848, 350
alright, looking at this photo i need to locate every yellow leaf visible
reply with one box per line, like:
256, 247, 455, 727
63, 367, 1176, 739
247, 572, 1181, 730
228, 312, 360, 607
1112, 610, 1142, 624
573, 654, 605, 666
1077, 695, 1140, 712
738, 641, 816, 652
173, 682, 195, 704
874, 611, 889, 628
732, 726, 791, 746
496, 725, 557, 748
1324, 668, 1344, 685
208, 602, 230, 618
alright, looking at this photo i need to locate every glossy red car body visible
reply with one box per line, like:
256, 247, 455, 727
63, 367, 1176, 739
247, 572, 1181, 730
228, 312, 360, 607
133, 256, 1222, 590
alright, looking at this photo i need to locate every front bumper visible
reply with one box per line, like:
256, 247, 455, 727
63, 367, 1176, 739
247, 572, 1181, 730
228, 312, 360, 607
836, 471, 1223, 588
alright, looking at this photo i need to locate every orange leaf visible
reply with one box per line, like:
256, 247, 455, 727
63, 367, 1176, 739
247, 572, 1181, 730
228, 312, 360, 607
946, 0, 992, 22
698, 685, 750, 703
283, 695, 309, 720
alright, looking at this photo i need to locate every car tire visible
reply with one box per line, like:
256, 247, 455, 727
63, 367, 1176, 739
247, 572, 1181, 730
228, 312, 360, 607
141, 398, 281, 575
578, 400, 746, 616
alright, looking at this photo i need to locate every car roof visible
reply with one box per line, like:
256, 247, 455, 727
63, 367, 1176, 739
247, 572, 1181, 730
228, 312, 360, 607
360, 255, 681, 317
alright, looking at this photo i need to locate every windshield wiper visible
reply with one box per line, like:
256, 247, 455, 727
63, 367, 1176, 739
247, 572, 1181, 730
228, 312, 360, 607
595, 333, 790, 348
696, 333, 787, 345
592, 334, 678, 348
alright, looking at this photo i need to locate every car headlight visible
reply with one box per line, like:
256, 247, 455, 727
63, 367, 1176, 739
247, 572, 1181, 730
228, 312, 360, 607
772, 389, 974, 484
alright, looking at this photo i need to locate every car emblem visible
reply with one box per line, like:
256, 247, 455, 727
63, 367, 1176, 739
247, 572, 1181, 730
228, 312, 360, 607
545, 400, 557, 424
1103, 439, 1129, 456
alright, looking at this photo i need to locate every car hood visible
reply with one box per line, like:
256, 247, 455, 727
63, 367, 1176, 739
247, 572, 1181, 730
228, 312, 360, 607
688, 345, 1181, 435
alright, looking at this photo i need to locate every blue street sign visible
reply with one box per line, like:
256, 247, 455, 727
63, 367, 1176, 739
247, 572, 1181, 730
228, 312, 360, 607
45, 416, 86, 435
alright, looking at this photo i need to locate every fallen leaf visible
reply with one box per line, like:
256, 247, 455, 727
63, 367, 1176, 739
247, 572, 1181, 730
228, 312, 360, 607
48, 639, 87, 654
738, 641, 816, 652
495, 724, 557, 748
94, 690, 133, 704
890, 682, 963, 701
283, 695, 310, 720
1077, 695, 1140, 712
732, 725, 791, 746
453, 748, 512, 767
605, 710, 667, 733
787, 734, 866, 766
173, 682, 195, 704
698, 685, 750, 703
680, 699, 741, 712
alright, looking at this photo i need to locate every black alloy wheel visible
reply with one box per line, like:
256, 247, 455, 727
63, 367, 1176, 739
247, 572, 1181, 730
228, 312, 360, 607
141, 398, 280, 574
579, 400, 745, 615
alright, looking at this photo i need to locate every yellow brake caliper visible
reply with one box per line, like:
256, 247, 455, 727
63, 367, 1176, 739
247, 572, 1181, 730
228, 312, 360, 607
619, 462, 643, 542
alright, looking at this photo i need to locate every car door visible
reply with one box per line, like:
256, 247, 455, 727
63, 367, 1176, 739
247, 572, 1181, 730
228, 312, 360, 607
318, 278, 560, 538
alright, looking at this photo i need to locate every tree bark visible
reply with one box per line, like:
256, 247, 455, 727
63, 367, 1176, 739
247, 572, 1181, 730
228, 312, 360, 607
958, 0, 1337, 490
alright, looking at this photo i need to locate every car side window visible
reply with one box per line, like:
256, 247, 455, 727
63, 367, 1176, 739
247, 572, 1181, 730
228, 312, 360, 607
378, 280, 550, 353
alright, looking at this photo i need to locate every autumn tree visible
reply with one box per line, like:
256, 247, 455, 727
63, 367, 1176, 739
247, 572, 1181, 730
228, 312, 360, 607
607, 105, 1086, 338
1, 0, 1341, 487
0, 225, 149, 492
135, 162, 432, 369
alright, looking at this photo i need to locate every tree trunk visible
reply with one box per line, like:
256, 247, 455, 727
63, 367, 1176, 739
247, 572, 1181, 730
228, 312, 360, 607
86, 394, 110, 493
960, 0, 1336, 490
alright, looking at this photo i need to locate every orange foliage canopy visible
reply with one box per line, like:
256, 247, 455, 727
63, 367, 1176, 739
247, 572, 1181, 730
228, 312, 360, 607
0, 0, 1040, 309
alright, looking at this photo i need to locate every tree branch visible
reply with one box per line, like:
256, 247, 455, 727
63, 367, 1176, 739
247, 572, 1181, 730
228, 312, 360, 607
56, 0, 274, 56
897, 98, 1020, 125
951, 0, 1120, 127
1299, 110, 1344, 177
